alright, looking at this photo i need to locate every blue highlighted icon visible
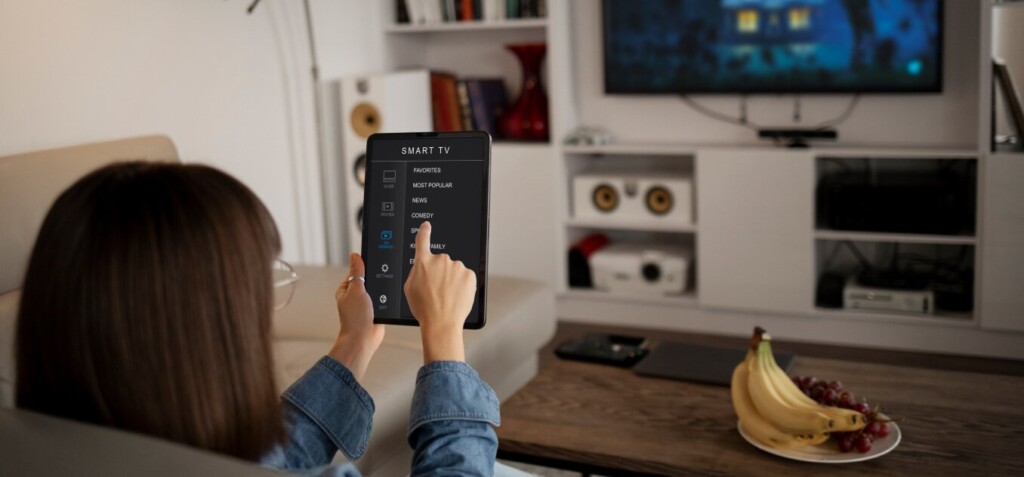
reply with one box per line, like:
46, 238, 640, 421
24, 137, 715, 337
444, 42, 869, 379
381, 230, 393, 240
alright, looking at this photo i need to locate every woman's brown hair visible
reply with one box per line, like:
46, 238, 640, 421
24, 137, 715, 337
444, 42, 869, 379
16, 162, 284, 460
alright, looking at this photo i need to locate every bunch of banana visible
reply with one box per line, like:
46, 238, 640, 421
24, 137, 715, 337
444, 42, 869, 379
731, 327, 867, 449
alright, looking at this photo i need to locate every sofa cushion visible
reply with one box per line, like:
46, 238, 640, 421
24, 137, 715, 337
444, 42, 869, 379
0, 135, 178, 295
0, 136, 179, 409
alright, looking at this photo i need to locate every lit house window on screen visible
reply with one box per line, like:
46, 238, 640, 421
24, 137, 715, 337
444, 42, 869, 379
789, 7, 810, 31
737, 10, 758, 33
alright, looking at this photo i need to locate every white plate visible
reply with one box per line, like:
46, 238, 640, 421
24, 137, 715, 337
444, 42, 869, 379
737, 417, 901, 464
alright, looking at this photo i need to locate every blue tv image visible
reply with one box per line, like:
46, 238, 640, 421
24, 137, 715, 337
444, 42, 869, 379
603, 0, 943, 94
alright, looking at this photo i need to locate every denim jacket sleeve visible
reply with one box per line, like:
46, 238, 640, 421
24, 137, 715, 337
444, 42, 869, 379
407, 361, 502, 477
265, 356, 375, 471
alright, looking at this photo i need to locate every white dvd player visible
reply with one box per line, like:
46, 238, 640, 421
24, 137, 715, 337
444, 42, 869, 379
843, 277, 934, 315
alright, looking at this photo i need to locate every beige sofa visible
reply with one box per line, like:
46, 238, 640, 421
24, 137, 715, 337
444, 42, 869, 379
0, 136, 555, 476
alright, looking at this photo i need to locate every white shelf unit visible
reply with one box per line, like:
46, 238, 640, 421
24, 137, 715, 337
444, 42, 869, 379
563, 142, 699, 157
368, 1, 1024, 358
560, 289, 698, 308
561, 142, 698, 302
563, 142, 981, 160
380, 3, 559, 138
548, 1, 1024, 359
385, 18, 548, 33
811, 307, 976, 328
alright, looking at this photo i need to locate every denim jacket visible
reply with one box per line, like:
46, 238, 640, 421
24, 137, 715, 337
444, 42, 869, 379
261, 356, 501, 476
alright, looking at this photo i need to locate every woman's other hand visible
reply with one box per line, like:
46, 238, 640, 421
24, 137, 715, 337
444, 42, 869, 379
330, 253, 385, 381
403, 221, 476, 364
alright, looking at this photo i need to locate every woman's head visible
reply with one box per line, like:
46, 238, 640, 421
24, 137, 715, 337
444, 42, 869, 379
16, 162, 284, 460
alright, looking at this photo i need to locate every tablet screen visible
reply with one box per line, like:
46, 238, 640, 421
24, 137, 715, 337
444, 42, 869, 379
362, 132, 490, 328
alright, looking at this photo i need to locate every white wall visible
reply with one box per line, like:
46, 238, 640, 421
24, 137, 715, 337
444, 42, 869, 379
572, 0, 981, 149
0, 0, 327, 264
306, 0, 385, 265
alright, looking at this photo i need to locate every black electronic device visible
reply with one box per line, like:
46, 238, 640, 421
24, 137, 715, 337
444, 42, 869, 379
362, 131, 491, 328
555, 334, 649, 367
857, 269, 930, 291
603, 0, 943, 94
817, 171, 974, 235
633, 341, 795, 387
816, 272, 846, 309
759, 128, 838, 148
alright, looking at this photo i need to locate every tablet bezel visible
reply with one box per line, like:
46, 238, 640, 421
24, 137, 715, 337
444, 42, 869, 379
362, 131, 491, 329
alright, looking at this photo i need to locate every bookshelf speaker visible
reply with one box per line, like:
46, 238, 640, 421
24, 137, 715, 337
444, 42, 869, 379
339, 70, 432, 253
572, 173, 694, 224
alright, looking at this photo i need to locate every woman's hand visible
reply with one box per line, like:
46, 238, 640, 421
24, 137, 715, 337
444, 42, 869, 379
329, 253, 385, 381
403, 221, 476, 364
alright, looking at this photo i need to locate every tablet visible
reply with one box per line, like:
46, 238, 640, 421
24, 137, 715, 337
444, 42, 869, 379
361, 131, 490, 329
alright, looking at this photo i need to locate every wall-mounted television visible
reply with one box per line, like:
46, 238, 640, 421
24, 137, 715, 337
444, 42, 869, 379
603, 0, 943, 94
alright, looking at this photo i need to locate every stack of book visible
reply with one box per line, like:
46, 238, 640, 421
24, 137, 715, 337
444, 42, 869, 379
430, 73, 508, 138
398, 0, 546, 24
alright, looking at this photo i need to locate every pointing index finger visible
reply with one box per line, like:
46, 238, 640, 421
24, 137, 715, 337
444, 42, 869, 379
415, 221, 432, 261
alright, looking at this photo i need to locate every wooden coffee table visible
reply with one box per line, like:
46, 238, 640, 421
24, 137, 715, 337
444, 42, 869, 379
497, 322, 1024, 476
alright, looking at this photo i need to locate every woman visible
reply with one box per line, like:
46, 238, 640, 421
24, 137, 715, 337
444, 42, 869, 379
15, 162, 506, 475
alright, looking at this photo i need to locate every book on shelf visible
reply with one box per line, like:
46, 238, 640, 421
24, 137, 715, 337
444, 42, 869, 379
465, 79, 508, 137
398, 0, 543, 24
429, 73, 509, 136
994, 57, 1024, 142
430, 72, 461, 132
397, 0, 410, 23
456, 81, 474, 133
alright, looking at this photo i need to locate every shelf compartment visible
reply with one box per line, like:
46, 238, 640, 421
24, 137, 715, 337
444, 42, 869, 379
815, 156, 978, 237
814, 239, 975, 316
814, 230, 977, 245
567, 217, 696, 233
386, 18, 548, 33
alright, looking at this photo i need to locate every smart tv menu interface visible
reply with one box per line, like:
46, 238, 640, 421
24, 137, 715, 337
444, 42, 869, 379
365, 135, 487, 325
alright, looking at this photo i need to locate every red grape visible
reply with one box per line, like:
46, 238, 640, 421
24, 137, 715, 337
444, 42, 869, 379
877, 422, 891, 438
810, 386, 825, 400
865, 421, 882, 437
854, 434, 873, 453
828, 380, 844, 391
800, 376, 818, 389
852, 402, 872, 415
822, 388, 839, 405
838, 434, 855, 452
838, 392, 856, 408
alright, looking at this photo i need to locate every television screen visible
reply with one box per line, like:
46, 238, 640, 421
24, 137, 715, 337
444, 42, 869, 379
603, 0, 943, 94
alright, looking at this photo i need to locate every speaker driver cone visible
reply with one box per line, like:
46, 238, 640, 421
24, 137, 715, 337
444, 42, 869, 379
592, 184, 619, 212
350, 102, 381, 138
645, 186, 673, 215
